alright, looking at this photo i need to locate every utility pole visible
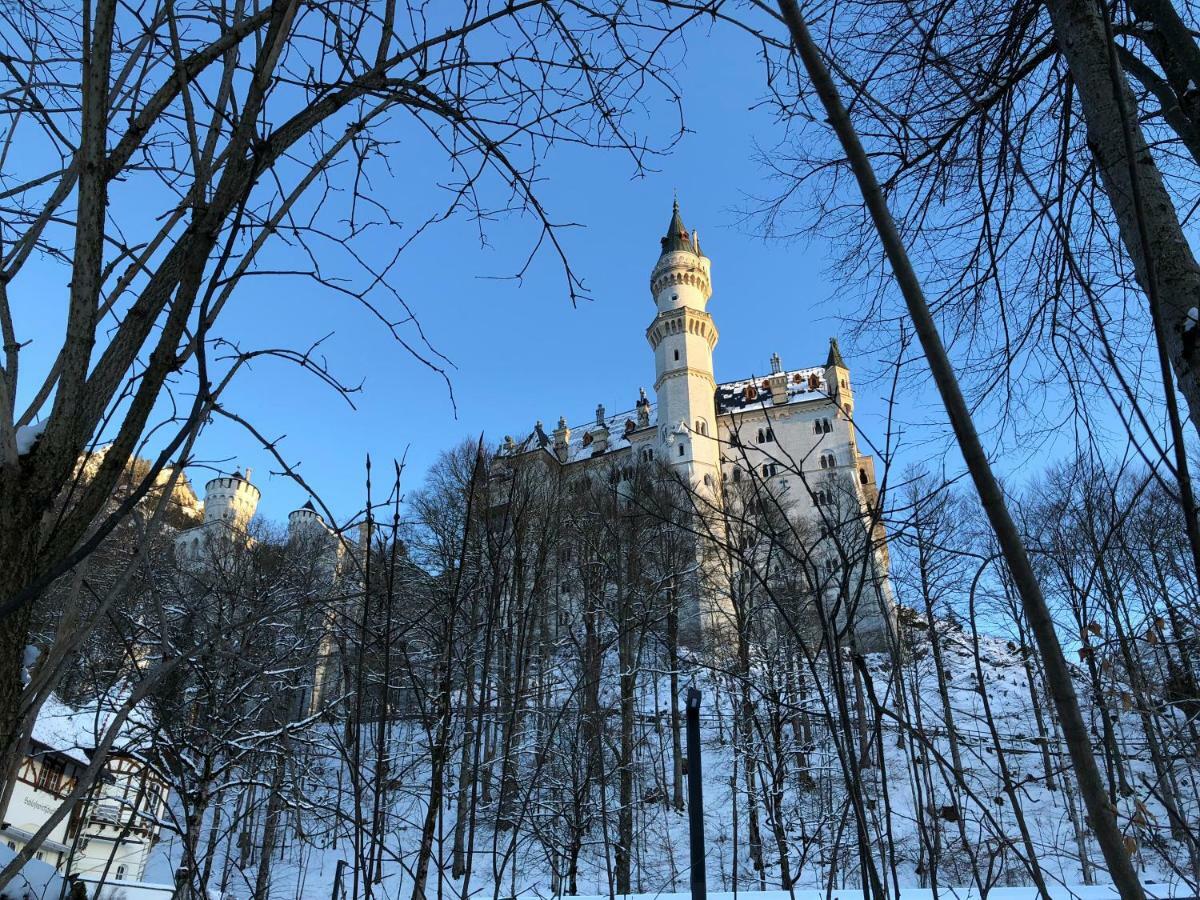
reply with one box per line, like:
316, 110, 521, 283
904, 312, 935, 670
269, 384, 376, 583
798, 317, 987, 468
685, 687, 706, 900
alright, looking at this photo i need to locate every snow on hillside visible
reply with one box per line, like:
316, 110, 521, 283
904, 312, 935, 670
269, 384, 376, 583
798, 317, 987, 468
142, 616, 1198, 900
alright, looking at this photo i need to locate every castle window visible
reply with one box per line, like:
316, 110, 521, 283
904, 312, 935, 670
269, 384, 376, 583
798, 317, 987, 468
757, 427, 774, 444
695, 419, 708, 436
728, 432, 741, 448
641, 447, 654, 463
678, 443, 685, 457
820, 451, 837, 469
762, 463, 776, 477
814, 418, 832, 435
703, 474, 714, 487
732, 467, 742, 483
860, 468, 869, 485
674, 349, 680, 361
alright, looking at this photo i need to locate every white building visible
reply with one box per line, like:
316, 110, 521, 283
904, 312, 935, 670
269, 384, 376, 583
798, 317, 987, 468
1, 696, 170, 894
496, 202, 895, 649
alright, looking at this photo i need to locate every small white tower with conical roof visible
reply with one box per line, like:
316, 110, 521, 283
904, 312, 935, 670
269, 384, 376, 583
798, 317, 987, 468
646, 201, 721, 498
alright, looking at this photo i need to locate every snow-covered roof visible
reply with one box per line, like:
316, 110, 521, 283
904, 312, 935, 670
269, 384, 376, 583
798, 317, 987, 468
502, 401, 653, 466
29, 693, 150, 765
500, 363, 834, 465
716, 367, 830, 414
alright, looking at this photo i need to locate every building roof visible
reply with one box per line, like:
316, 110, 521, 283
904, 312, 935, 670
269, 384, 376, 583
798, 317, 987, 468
30, 692, 153, 764
715, 367, 831, 414
826, 336, 846, 369
660, 200, 696, 256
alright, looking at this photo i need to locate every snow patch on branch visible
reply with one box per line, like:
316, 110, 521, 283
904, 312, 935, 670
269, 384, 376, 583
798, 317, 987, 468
16, 418, 48, 455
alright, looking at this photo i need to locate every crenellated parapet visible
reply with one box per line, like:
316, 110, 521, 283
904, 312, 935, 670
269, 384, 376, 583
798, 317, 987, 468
650, 255, 712, 301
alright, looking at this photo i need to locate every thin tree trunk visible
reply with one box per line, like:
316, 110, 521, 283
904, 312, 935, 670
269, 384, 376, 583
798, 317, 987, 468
771, 5, 1146, 898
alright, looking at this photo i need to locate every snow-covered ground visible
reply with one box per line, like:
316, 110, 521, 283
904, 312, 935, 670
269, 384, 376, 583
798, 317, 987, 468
142, 618, 1199, 900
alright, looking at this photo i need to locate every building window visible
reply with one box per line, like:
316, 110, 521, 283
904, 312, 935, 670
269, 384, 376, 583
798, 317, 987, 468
641, 447, 654, 463
674, 349, 680, 361
820, 451, 836, 469
678, 443, 685, 457
116, 866, 126, 880
860, 468, 869, 484
703, 473, 714, 487
814, 418, 832, 435
728, 432, 741, 447
732, 467, 742, 483
762, 463, 776, 477
36, 758, 65, 794
695, 419, 708, 436
757, 427, 774, 444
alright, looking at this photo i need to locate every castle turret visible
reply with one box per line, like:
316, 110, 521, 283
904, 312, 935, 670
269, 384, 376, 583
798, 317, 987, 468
824, 337, 852, 417
288, 500, 325, 539
203, 469, 260, 529
646, 200, 720, 495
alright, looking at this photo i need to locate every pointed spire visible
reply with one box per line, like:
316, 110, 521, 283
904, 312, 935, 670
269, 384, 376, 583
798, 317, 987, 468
826, 337, 846, 369
660, 198, 693, 255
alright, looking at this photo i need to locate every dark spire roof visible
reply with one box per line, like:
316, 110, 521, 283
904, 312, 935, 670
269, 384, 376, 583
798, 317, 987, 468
660, 199, 693, 255
826, 337, 846, 369
301, 500, 316, 512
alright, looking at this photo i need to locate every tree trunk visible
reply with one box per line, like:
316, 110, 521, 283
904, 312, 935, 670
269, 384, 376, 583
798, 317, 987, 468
772, 5, 1147, 898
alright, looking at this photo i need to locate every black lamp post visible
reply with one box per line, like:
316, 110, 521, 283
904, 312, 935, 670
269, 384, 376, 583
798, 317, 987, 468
685, 687, 706, 900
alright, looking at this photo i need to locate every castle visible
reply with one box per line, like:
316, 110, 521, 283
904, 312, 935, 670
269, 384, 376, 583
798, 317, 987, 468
167, 202, 896, 656
495, 202, 896, 649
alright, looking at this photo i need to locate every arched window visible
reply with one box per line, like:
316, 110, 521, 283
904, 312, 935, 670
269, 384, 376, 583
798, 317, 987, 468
732, 467, 742, 483
641, 447, 654, 463
703, 473, 714, 487
820, 451, 836, 469
678, 443, 685, 457
762, 463, 776, 477
814, 418, 832, 435
695, 419, 708, 436
859, 468, 869, 485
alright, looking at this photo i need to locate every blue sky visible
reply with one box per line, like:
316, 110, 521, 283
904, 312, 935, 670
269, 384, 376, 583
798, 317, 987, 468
185, 19, 925, 523
9, 14, 987, 525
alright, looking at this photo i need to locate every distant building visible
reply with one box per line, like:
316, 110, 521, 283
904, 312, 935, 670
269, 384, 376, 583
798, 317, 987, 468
171, 473, 357, 716
1, 697, 169, 891
495, 202, 896, 649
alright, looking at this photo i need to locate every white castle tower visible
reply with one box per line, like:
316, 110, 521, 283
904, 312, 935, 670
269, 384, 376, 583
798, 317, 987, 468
202, 469, 260, 529
647, 201, 721, 498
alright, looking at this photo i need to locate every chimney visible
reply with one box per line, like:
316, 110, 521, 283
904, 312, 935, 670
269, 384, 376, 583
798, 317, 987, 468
768, 353, 789, 405
591, 404, 609, 454
553, 416, 571, 461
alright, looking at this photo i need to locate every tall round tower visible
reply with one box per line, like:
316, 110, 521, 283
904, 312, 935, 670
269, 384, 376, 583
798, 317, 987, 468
203, 469, 260, 529
646, 201, 721, 495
